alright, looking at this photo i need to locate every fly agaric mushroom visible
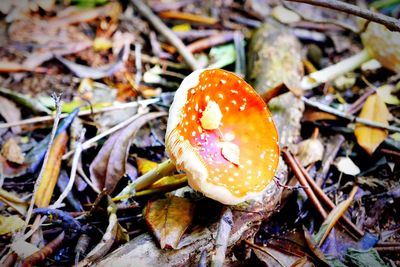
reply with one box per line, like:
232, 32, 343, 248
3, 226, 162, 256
165, 69, 279, 205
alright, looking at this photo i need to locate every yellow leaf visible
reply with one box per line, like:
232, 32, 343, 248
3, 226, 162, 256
354, 94, 390, 155
136, 157, 158, 175
93, 37, 113, 52
35, 132, 68, 208
172, 23, 192, 32
0, 215, 25, 235
148, 174, 187, 189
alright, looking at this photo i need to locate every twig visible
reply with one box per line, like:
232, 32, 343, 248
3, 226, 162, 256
301, 96, 400, 133
293, 155, 365, 239
317, 186, 359, 246
51, 129, 86, 209
211, 207, 233, 267
21, 231, 65, 267
22, 94, 62, 233
346, 87, 376, 115
131, 0, 200, 70
0, 98, 159, 129
315, 134, 345, 186
282, 148, 328, 218
187, 32, 235, 53
174, 29, 221, 40
285, 0, 400, 32
134, 43, 143, 88
62, 109, 151, 160
234, 31, 245, 78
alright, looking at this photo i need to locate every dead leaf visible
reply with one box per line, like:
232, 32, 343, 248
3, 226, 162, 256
78, 201, 128, 267
144, 196, 195, 249
35, 131, 68, 208
89, 112, 165, 193
1, 138, 24, 164
293, 130, 324, 167
271, 5, 301, 24
376, 84, 400, 105
334, 156, 360, 176
50, 2, 122, 28
302, 109, 338, 122
56, 43, 128, 79
354, 94, 390, 155
0, 155, 29, 178
0, 87, 51, 114
0, 96, 21, 134
0, 215, 25, 235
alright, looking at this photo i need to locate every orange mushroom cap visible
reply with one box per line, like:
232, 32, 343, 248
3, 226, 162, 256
166, 69, 279, 205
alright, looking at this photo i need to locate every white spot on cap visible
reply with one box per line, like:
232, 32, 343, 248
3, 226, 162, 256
220, 141, 240, 165
200, 101, 222, 130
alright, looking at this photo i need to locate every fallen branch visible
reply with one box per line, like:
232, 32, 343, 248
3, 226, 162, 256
131, 0, 200, 70
0, 98, 159, 129
21, 231, 65, 267
285, 0, 400, 32
301, 96, 400, 133
282, 148, 328, 219
292, 154, 364, 239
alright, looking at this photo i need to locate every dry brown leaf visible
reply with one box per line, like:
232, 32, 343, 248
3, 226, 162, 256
89, 112, 165, 193
354, 94, 390, 155
144, 196, 195, 249
0, 96, 21, 134
78, 203, 128, 267
1, 138, 24, 164
35, 131, 68, 208
293, 133, 324, 167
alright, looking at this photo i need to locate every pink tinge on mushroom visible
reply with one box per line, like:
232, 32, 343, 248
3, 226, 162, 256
166, 69, 279, 205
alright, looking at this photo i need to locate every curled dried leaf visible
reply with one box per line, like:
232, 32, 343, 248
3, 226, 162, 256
354, 94, 390, 155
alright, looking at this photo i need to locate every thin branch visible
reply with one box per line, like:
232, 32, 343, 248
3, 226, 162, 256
301, 96, 400, 133
21, 231, 65, 267
134, 43, 143, 88
62, 109, 153, 160
0, 98, 160, 129
131, 0, 200, 70
292, 154, 364, 239
285, 0, 400, 32
22, 94, 62, 233
282, 149, 328, 219
51, 129, 86, 209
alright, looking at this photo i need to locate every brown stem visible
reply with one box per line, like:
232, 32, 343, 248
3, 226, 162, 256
21, 231, 65, 267
292, 154, 365, 239
285, 0, 400, 32
282, 148, 328, 218
187, 32, 236, 53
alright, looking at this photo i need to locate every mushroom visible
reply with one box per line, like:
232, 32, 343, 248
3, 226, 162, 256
301, 21, 400, 90
165, 69, 279, 205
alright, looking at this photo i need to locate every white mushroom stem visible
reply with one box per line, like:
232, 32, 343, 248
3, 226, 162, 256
113, 159, 176, 201
301, 49, 372, 90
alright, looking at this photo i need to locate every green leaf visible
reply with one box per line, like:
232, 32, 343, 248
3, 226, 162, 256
208, 44, 236, 69
345, 248, 389, 267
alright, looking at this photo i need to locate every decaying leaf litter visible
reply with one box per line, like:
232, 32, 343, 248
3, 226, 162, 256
0, 0, 399, 266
